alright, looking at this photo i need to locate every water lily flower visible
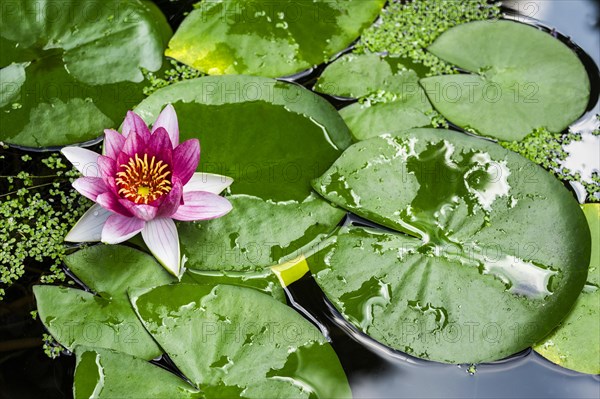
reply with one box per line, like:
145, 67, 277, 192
61, 105, 233, 276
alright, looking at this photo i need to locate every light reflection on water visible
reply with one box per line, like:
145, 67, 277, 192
504, 0, 600, 68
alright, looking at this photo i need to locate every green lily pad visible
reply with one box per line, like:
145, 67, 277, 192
0, 0, 170, 147
315, 53, 430, 98
177, 194, 344, 272
315, 53, 398, 98
339, 89, 433, 141
166, 0, 385, 78
182, 267, 286, 304
131, 283, 352, 398
420, 20, 590, 141
310, 128, 589, 363
313, 53, 433, 140
34, 245, 177, 360
534, 204, 600, 374
74, 348, 200, 399
133, 76, 350, 271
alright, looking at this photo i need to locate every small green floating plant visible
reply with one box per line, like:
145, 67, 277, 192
354, 0, 501, 76
500, 123, 600, 202
142, 60, 205, 97
0, 150, 90, 300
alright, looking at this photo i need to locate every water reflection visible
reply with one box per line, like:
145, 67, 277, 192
504, 0, 600, 66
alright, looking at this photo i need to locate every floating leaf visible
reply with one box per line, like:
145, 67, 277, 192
178, 194, 345, 272
182, 267, 286, 303
315, 53, 397, 98
420, 20, 590, 141
74, 348, 199, 399
315, 53, 430, 98
314, 53, 433, 140
131, 283, 352, 398
34, 245, 177, 360
166, 0, 385, 77
133, 76, 350, 271
310, 128, 589, 363
0, 0, 170, 147
534, 204, 600, 374
339, 89, 432, 141
305, 224, 587, 364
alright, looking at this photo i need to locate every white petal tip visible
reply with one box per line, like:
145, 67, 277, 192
157, 256, 180, 277
60, 146, 77, 159
64, 232, 98, 243
141, 218, 180, 277
64, 235, 85, 243
184, 173, 235, 195
60, 147, 100, 177
63, 204, 111, 242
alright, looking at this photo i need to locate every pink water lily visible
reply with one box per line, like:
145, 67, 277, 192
61, 105, 233, 276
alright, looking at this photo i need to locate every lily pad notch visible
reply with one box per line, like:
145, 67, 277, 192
420, 20, 590, 141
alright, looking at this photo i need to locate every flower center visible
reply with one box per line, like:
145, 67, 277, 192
115, 153, 172, 204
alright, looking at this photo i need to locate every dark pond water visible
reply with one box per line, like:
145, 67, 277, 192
0, 1, 599, 398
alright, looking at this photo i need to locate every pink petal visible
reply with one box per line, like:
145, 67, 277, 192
118, 200, 159, 221
97, 156, 119, 196
172, 139, 200, 185
147, 127, 173, 166
183, 173, 233, 195
121, 111, 151, 140
61, 147, 100, 177
72, 177, 108, 201
65, 204, 112, 242
171, 191, 232, 221
141, 218, 180, 276
116, 151, 132, 170
157, 178, 183, 218
103, 129, 126, 160
101, 214, 145, 244
97, 155, 116, 178
104, 176, 119, 197
152, 104, 179, 147
96, 192, 133, 217
121, 129, 146, 157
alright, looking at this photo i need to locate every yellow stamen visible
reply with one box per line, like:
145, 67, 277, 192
137, 186, 150, 196
115, 153, 172, 204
